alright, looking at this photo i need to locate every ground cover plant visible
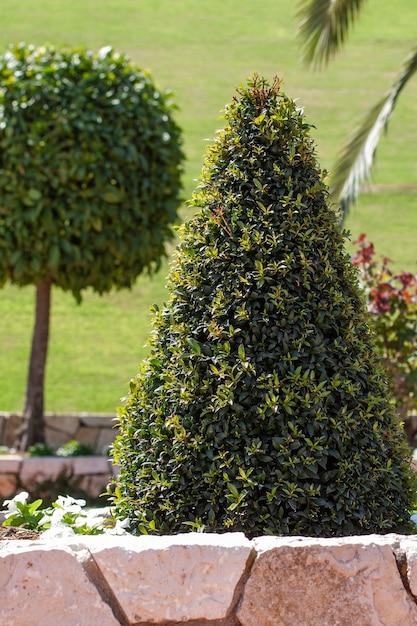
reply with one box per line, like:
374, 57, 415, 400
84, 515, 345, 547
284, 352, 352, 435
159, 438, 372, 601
0, 44, 183, 446
0, 0, 416, 414
113, 77, 415, 537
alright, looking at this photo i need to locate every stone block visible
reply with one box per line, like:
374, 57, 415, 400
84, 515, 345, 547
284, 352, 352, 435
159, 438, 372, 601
85, 532, 253, 624
72, 456, 110, 476
79, 414, 115, 428
238, 535, 417, 626
2, 413, 23, 448
0, 474, 18, 498
0, 541, 119, 626
398, 537, 417, 598
44, 427, 73, 450
75, 426, 99, 449
0, 454, 22, 473
78, 474, 109, 499
96, 428, 117, 456
20, 457, 72, 491
44, 414, 79, 435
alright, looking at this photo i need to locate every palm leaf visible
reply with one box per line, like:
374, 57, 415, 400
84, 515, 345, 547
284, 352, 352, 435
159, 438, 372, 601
331, 45, 417, 219
298, 0, 367, 67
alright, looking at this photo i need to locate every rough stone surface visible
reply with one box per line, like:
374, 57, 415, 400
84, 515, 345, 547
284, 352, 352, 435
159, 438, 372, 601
44, 414, 80, 435
0, 541, 119, 626
0, 412, 118, 454
44, 426, 72, 449
0, 474, 18, 498
1, 413, 22, 448
75, 426, 100, 448
72, 457, 110, 476
78, 475, 109, 499
80, 415, 115, 428
238, 535, 417, 626
86, 532, 253, 624
96, 428, 116, 456
20, 458, 72, 491
399, 537, 417, 599
0, 455, 22, 473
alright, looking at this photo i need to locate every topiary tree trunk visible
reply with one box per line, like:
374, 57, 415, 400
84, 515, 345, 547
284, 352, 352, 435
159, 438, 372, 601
113, 76, 415, 537
17, 280, 51, 450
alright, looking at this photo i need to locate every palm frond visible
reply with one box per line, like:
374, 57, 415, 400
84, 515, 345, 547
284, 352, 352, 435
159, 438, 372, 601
298, 0, 367, 67
331, 45, 417, 220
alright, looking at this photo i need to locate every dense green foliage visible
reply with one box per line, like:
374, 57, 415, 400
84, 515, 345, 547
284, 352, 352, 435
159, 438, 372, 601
116, 76, 415, 537
0, 43, 183, 298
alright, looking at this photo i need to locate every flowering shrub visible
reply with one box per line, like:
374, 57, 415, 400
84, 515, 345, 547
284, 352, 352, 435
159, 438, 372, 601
2, 492, 129, 536
352, 235, 417, 437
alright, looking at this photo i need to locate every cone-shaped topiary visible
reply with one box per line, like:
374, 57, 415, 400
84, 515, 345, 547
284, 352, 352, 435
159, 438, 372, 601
113, 76, 415, 537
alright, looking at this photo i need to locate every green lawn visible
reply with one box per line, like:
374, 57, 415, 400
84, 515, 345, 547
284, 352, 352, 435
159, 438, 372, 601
1, 0, 416, 412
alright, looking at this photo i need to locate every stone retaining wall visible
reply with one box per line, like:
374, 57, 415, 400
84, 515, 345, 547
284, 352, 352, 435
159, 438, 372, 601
2, 533, 417, 625
0, 412, 118, 454
0, 455, 117, 500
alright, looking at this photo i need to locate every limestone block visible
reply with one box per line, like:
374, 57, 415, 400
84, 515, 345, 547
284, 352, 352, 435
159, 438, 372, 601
78, 474, 109, 499
85, 532, 253, 624
238, 535, 417, 626
0, 541, 119, 626
44, 414, 79, 435
75, 426, 99, 449
398, 537, 417, 598
2, 413, 23, 448
0, 454, 22, 473
20, 457, 71, 491
72, 456, 110, 476
0, 474, 18, 498
45, 427, 72, 450
96, 428, 117, 456
79, 415, 115, 428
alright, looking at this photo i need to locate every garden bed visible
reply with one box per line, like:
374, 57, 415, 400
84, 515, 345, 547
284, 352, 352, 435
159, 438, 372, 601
0, 454, 117, 501
1, 533, 417, 625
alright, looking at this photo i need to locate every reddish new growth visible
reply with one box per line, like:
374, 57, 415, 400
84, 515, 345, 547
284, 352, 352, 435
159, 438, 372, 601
352, 234, 417, 437
211, 206, 233, 237
352, 233, 417, 314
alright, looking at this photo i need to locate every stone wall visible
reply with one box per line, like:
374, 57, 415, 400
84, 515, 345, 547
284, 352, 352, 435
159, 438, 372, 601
2, 533, 417, 625
0, 454, 117, 500
0, 412, 118, 454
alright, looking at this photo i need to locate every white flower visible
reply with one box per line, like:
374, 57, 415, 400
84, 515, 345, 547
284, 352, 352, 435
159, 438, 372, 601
56, 495, 86, 513
41, 523, 76, 539
162, 132, 170, 143
98, 46, 112, 59
3, 491, 29, 516
107, 518, 130, 535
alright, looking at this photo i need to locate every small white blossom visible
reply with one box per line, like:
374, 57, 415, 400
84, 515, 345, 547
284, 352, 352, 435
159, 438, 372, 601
41, 523, 76, 539
3, 491, 29, 517
56, 495, 86, 510
98, 46, 112, 59
107, 518, 130, 535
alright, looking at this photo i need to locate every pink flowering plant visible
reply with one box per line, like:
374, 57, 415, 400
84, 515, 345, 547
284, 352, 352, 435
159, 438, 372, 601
352, 235, 417, 432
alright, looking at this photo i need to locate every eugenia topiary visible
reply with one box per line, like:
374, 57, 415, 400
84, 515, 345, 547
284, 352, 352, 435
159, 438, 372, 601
113, 76, 415, 537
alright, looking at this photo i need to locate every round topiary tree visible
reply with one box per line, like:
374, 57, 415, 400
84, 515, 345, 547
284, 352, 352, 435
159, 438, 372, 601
113, 76, 414, 537
0, 44, 183, 449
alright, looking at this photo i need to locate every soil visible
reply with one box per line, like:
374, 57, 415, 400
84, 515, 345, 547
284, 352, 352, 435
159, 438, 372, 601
0, 526, 40, 540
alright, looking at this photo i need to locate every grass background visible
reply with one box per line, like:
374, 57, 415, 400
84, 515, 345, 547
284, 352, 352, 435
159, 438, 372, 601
1, 0, 416, 412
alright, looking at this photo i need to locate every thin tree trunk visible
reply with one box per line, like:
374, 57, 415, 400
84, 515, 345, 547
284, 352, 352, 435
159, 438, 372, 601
17, 280, 52, 450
